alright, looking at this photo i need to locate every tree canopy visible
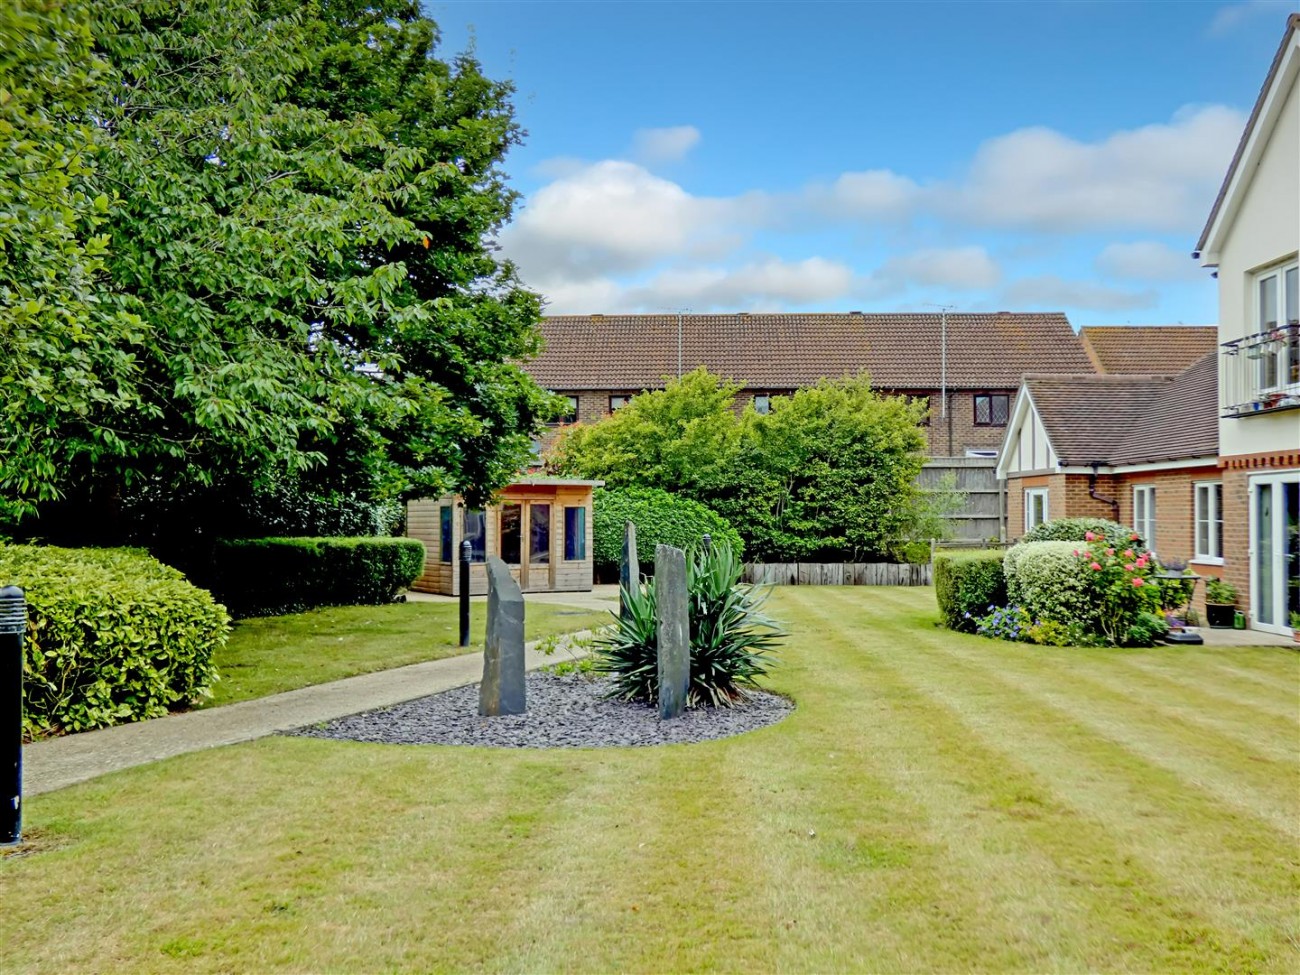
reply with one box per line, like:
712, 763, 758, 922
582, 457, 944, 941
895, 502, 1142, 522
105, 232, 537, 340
1, 0, 558, 542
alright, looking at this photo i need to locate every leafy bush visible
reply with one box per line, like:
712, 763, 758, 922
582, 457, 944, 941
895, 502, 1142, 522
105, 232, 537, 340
0, 545, 229, 735
1022, 517, 1143, 549
934, 549, 1008, 632
593, 488, 742, 577
211, 537, 426, 617
1004, 542, 1094, 628
972, 604, 1031, 642
594, 541, 785, 707
1205, 577, 1237, 604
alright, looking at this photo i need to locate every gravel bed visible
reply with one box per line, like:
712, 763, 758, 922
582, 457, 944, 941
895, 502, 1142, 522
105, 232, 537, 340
290, 671, 793, 748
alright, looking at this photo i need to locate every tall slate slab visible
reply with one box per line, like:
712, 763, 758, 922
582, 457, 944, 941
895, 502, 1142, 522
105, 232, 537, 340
620, 520, 639, 621
655, 544, 690, 720
480, 556, 526, 716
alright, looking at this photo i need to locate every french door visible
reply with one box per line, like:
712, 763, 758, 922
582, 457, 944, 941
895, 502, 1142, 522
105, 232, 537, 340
499, 501, 553, 591
1249, 473, 1300, 634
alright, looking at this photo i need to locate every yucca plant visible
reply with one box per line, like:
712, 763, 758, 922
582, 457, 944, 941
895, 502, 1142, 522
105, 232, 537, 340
594, 540, 786, 707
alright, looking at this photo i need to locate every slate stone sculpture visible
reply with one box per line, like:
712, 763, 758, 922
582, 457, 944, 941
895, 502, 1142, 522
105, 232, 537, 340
620, 520, 639, 622
655, 544, 690, 720
480, 556, 526, 716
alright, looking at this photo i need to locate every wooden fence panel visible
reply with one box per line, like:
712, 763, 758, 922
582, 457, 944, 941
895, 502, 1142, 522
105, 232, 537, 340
744, 562, 932, 586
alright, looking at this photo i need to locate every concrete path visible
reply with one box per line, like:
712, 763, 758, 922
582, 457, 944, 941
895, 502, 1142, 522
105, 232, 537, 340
406, 583, 620, 613
24, 632, 593, 797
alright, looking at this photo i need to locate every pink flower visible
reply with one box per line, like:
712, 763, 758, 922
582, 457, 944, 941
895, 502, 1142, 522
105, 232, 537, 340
1072, 549, 1080, 556
1085, 531, 1097, 541
1090, 562, 1102, 571
1124, 563, 1135, 571
1135, 556, 1148, 568
1123, 549, 1134, 559
1105, 548, 1115, 556
1129, 533, 1139, 541
1131, 577, 1145, 587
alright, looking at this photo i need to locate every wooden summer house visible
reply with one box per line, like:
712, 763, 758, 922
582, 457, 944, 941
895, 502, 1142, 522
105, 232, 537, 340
406, 478, 602, 596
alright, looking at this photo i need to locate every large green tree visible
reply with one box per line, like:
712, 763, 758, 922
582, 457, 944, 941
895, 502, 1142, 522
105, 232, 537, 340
3, 0, 557, 543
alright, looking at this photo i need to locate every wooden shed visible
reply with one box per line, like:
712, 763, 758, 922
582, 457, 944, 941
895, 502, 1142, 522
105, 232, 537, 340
406, 478, 602, 595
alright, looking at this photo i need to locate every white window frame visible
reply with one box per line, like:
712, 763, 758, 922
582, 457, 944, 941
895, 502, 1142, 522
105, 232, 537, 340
752, 393, 772, 415
1024, 488, 1048, 532
1253, 259, 1299, 392
1192, 481, 1224, 565
1133, 485, 1156, 548
609, 395, 631, 412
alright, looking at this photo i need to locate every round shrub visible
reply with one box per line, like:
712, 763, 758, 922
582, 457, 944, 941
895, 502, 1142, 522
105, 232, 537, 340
0, 545, 229, 735
593, 488, 742, 576
1004, 541, 1095, 630
934, 549, 1007, 632
1022, 517, 1144, 549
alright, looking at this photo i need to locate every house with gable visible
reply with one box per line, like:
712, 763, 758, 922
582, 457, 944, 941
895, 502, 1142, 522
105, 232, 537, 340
1195, 13, 1299, 636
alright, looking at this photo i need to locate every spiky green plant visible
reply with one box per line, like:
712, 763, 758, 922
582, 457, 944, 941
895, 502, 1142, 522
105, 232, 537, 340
594, 541, 785, 707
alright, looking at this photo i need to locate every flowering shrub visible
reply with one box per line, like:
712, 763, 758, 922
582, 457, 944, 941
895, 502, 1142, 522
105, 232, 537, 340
1076, 535, 1165, 644
970, 605, 1031, 641
1022, 517, 1145, 549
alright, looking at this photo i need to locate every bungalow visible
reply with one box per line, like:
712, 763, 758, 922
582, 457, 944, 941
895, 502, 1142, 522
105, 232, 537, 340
1196, 13, 1300, 636
525, 311, 1095, 458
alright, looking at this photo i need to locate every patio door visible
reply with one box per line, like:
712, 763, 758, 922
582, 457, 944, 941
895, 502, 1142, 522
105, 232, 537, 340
1249, 473, 1300, 634
499, 501, 553, 592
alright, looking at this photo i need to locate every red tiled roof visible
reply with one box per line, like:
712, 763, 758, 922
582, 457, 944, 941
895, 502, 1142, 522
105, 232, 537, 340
1080, 325, 1219, 377
526, 312, 1093, 391
1024, 352, 1218, 467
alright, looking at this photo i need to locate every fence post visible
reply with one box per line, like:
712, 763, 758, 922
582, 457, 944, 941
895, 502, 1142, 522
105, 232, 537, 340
459, 540, 472, 648
0, 586, 25, 846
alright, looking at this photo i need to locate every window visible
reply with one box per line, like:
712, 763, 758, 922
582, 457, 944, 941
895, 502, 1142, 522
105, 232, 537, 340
530, 503, 551, 565
1025, 488, 1048, 532
1133, 485, 1156, 547
913, 394, 932, 426
966, 449, 998, 458
564, 506, 587, 560
974, 393, 1010, 426
609, 395, 632, 412
1194, 482, 1224, 562
555, 395, 579, 425
463, 508, 486, 562
528, 438, 543, 466
439, 505, 453, 563
752, 394, 772, 415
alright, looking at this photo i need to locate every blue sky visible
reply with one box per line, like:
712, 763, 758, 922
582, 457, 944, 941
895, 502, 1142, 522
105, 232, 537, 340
425, 0, 1296, 326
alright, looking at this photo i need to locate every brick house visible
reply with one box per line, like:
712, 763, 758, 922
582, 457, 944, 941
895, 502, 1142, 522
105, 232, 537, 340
525, 312, 1095, 458
997, 353, 1223, 614
1194, 13, 1300, 637
1079, 325, 1218, 375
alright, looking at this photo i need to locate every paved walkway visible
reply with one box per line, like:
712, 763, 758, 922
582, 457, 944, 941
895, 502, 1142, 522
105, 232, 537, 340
24, 629, 596, 798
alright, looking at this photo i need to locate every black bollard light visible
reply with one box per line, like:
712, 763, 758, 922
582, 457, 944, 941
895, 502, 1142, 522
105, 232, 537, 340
701, 533, 712, 555
0, 585, 25, 846
459, 540, 472, 647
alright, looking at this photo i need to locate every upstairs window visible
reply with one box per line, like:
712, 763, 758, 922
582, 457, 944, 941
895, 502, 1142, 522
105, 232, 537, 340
553, 395, 579, 425
752, 394, 772, 415
1255, 260, 1300, 390
974, 393, 1010, 426
609, 395, 632, 412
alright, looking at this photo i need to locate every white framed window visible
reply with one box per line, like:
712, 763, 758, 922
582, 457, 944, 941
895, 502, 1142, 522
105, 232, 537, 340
1133, 485, 1156, 547
1253, 260, 1299, 390
1024, 488, 1048, 532
1193, 482, 1224, 563
609, 395, 632, 412
752, 393, 772, 415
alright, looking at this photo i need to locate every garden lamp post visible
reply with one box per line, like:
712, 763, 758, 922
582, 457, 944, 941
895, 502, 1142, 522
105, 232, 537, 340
459, 540, 472, 647
0, 585, 25, 846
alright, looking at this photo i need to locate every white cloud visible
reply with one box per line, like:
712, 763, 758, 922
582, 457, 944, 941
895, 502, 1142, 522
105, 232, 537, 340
630, 125, 701, 164
1095, 241, 1204, 281
1206, 1, 1291, 37
1002, 274, 1159, 312
934, 105, 1246, 233
875, 246, 1002, 291
813, 169, 920, 219
536, 257, 855, 313
502, 160, 753, 280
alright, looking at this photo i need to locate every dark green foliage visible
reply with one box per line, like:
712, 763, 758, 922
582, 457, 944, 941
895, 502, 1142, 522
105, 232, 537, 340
593, 488, 742, 576
1126, 612, 1170, 647
210, 537, 426, 618
1022, 518, 1142, 548
934, 550, 1008, 633
1205, 577, 1237, 604
0, 545, 228, 735
594, 542, 785, 707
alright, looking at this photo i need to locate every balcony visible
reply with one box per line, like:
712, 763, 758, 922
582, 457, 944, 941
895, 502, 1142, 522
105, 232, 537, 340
1221, 324, 1300, 417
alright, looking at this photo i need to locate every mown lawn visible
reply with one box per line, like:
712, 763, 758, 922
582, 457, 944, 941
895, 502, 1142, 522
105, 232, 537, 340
5, 587, 1297, 973
205, 601, 612, 706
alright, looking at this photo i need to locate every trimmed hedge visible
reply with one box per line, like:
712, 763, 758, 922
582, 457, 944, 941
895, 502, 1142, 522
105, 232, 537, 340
1004, 541, 1094, 629
0, 545, 229, 735
212, 537, 426, 618
934, 549, 1008, 632
1022, 517, 1143, 549
593, 488, 742, 577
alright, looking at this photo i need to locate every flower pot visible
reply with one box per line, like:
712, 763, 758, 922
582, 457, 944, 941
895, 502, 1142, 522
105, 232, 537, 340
1206, 603, 1236, 628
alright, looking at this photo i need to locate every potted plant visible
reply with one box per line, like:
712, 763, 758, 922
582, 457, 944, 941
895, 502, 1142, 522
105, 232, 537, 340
1290, 611, 1300, 644
1205, 577, 1238, 628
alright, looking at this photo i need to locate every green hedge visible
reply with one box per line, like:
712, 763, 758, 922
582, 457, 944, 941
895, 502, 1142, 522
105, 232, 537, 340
0, 545, 229, 735
1022, 517, 1142, 548
1004, 542, 1094, 629
934, 549, 1008, 632
212, 537, 426, 617
594, 488, 742, 576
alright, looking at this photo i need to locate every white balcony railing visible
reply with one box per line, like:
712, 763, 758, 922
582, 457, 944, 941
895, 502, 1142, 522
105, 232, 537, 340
1221, 324, 1300, 417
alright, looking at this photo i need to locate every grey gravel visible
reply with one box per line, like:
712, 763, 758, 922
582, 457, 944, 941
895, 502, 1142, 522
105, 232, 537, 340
290, 671, 793, 748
